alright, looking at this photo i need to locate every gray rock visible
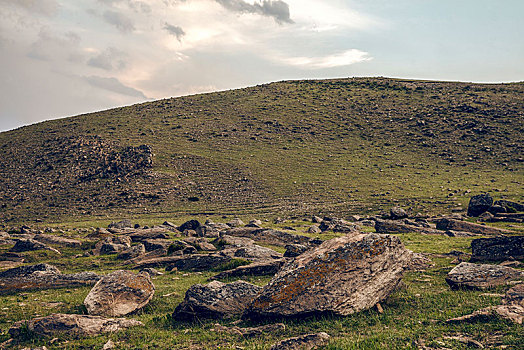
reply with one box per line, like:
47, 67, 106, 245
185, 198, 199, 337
246, 219, 263, 228
128, 228, 171, 242
213, 235, 255, 247
375, 219, 441, 235
284, 244, 308, 258
436, 218, 512, 235
227, 218, 245, 228
178, 219, 201, 232
270, 332, 330, 350
446, 262, 524, 289
210, 259, 286, 280
100, 243, 128, 255
470, 236, 524, 262
9, 313, 142, 338
167, 240, 197, 255
390, 207, 408, 220
142, 239, 173, 252
467, 194, 494, 217
494, 200, 524, 212
135, 254, 231, 271
183, 237, 217, 251
311, 216, 322, 223
116, 244, 146, 260
319, 218, 358, 233
173, 280, 262, 320
140, 267, 163, 276
222, 244, 283, 262
307, 225, 321, 234
244, 233, 410, 319
10, 239, 60, 254
108, 219, 134, 229
84, 270, 155, 317
222, 227, 312, 247
33, 234, 82, 248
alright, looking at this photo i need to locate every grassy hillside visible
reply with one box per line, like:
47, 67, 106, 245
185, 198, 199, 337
0, 77, 523, 223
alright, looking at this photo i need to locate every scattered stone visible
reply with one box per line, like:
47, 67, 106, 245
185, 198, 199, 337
307, 225, 321, 234
406, 252, 434, 271
244, 233, 410, 319
212, 323, 285, 338
100, 243, 128, 255
142, 239, 173, 252
9, 313, 142, 338
167, 240, 198, 255
470, 236, 524, 262
311, 216, 322, 223
319, 218, 358, 233
222, 227, 312, 247
0, 263, 99, 293
435, 218, 511, 235
140, 267, 163, 276
33, 234, 82, 248
390, 207, 408, 220
108, 219, 134, 229
210, 259, 285, 280
172, 280, 262, 320
375, 219, 441, 235
446, 262, 524, 289
117, 244, 146, 260
284, 244, 309, 258
183, 237, 217, 251
477, 211, 495, 222
444, 230, 480, 237
246, 219, 263, 228
135, 254, 231, 272
269, 332, 330, 350
222, 244, 283, 262
103, 340, 115, 350
178, 220, 201, 232
10, 239, 60, 254
84, 270, 154, 317
227, 218, 245, 228
467, 194, 494, 217
214, 235, 255, 247
128, 228, 171, 242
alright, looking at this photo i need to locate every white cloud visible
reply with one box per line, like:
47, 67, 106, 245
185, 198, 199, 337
277, 49, 372, 69
0, 0, 59, 17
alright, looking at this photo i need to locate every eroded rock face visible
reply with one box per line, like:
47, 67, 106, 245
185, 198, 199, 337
270, 332, 330, 350
172, 280, 262, 320
84, 270, 155, 317
9, 313, 143, 338
0, 263, 99, 294
446, 262, 524, 289
244, 233, 410, 319
470, 236, 524, 262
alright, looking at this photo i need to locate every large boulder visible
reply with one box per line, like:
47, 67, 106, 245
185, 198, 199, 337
9, 313, 142, 338
243, 233, 410, 319
470, 236, 524, 262
390, 207, 408, 220
178, 219, 201, 232
435, 218, 511, 235
84, 270, 155, 317
172, 280, 262, 320
0, 264, 99, 294
446, 262, 524, 289
318, 218, 358, 233
117, 244, 146, 260
494, 200, 524, 213
467, 194, 494, 217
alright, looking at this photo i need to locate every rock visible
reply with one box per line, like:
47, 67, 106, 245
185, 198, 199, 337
10, 239, 60, 254
103, 340, 115, 350
140, 267, 163, 276
222, 244, 283, 262
227, 218, 245, 228
435, 218, 511, 235
33, 234, 82, 248
0, 263, 99, 294
178, 219, 201, 232
117, 244, 146, 260
142, 239, 173, 252
9, 313, 142, 338
128, 228, 171, 242
172, 280, 262, 320
319, 218, 358, 233
390, 207, 408, 220
183, 237, 217, 251
494, 200, 524, 212
222, 227, 312, 247
311, 216, 322, 223
270, 332, 330, 350
360, 219, 376, 228
307, 225, 321, 234
100, 243, 128, 255
406, 252, 434, 271
446, 262, 524, 289
444, 230, 480, 237
487, 205, 506, 215
213, 235, 255, 247
284, 244, 308, 258
246, 219, 263, 228
467, 194, 494, 217
374, 219, 441, 235
470, 236, 524, 262
477, 211, 495, 222
167, 240, 197, 255
212, 322, 285, 337
84, 270, 154, 317
195, 224, 221, 238
210, 259, 286, 280
108, 219, 134, 229
87, 228, 112, 240
244, 233, 410, 319
135, 254, 231, 271
447, 283, 524, 324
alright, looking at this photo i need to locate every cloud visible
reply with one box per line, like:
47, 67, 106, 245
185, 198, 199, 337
1, 0, 59, 17
103, 10, 135, 33
164, 23, 185, 41
216, 0, 293, 24
277, 49, 372, 69
87, 47, 127, 71
27, 29, 82, 62
84, 76, 147, 98
98, 0, 152, 13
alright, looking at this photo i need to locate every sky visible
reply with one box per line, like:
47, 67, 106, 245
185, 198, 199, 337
0, 0, 523, 132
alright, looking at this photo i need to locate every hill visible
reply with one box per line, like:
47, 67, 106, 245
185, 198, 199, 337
0, 77, 523, 223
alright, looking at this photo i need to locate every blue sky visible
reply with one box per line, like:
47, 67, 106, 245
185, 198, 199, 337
0, 0, 523, 131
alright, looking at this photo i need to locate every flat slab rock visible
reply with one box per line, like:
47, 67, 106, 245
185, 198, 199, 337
470, 236, 524, 262
244, 233, 411, 319
436, 218, 511, 235
0, 263, 100, 294
84, 270, 155, 317
270, 332, 331, 350
9, 239, 60, 254
221, 244, 283, 262
375, 219, 441, 235
135, 254, 231, 271
173, 280, 262, 320
210, 259, 286, 280
446, 262, 524, 289
221, 227, 312, 247
33, 234, 82, 248
9, 313, 143, 338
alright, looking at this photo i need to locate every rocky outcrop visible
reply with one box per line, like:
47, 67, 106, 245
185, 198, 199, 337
172, 280, 262, 320
270, 332, 330, 350
467, 194, 494, 217
244, 233, 410, 319
0, 263, 99, 294
221, 227, 312, 247
436, 218, 511, 235
84, 270, 155, 317
470, 236, 524, 262
210, 259, 286, 280
9, 313, 143, 338
446, 262, 524, 289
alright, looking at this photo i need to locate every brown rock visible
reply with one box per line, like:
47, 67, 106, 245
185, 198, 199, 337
33, 234, 82, 248
9, 313, 142, 338
375, 219, 441, 235
270, 332, 330, 350
10, 239, 60, 254
84, 270, 154, 317
222, 227, 312, 247
446, 262, 524, 290
244, 233, 410, 319
117, 244, 146, 260
436, 218, 511, 235
128, 228, 171, 242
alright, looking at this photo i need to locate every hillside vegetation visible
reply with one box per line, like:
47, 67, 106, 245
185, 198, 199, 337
0, 77, 523, 223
